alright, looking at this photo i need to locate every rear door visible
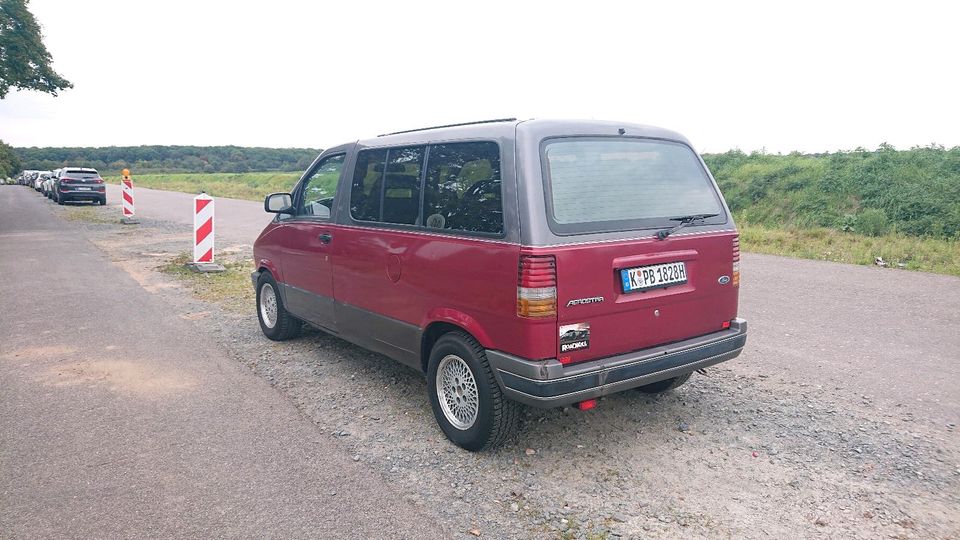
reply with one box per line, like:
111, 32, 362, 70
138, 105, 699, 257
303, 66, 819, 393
539, 137, 740, 363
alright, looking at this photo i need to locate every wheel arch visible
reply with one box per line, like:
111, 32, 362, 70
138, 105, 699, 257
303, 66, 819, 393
256, 258, 283, 284
419, 308, 493, 373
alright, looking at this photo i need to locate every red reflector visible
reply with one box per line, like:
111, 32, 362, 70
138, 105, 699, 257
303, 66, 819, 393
722, 321, 731, 329
575, 399, 596, 411
559, 355, 572, 365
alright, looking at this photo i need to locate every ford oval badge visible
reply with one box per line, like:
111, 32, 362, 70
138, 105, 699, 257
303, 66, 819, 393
718, 275, 731, 285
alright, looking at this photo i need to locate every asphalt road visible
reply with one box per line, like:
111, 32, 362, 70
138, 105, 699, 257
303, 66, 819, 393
104, 184, 270, 246
109, 183, 960, 427
0, 186, 445, 538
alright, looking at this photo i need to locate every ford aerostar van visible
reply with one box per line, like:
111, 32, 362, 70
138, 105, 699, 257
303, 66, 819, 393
252, 118, 747, 450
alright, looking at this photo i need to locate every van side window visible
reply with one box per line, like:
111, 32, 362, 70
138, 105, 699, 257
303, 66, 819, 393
423, 142, 502, 234
298, 153, 345, 218
350, 146, 425, 225
382, 146, 425, 225
350, 149, 388, 221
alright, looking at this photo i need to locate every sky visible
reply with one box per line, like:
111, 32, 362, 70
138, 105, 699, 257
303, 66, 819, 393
1, 0, 958, 154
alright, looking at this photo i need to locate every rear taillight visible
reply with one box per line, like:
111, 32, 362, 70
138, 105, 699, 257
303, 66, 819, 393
94, 178, 103, 184
732, 235, 740, 287
517, 255, 557, 318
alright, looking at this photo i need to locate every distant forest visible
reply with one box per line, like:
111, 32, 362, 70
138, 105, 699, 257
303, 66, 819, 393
14, 145, 322, 173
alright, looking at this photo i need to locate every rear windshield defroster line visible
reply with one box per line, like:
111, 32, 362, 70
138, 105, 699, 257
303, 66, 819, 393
540, 137, 727, 235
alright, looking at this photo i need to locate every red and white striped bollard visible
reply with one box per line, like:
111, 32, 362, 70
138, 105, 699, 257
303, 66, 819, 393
120, 168, 139, 224
193, 193, 215, 263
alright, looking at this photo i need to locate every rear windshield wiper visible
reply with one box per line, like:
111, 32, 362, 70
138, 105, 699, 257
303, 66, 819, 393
656, 213, 719, 240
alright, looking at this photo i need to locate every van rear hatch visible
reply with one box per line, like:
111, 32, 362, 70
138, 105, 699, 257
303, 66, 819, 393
540, 137, 739, 364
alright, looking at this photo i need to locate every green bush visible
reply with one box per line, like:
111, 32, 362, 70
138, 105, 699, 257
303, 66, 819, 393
855, 209, 890, 236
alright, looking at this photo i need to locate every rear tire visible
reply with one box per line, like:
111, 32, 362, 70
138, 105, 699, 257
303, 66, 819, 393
256, 272, 301, 341
57, 196, 64, 205
427, 331, 521, 451
98, 197, 106, 206
636, 372, 692, 394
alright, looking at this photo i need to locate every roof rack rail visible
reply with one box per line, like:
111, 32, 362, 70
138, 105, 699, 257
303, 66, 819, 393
377, 118, 517, 137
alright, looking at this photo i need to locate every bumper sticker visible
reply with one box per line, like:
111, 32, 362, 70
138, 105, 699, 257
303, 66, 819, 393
559, 322, 590, 352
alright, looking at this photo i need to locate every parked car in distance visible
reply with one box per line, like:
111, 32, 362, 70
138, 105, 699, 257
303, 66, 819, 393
20, 170, 38, 187
18, 170, 36, 187
43, 169, 61, 198
35, 171, 52, 195
21, 171, 37, 189
53, 168, 106, 205
251, 118, 747, 450
32, 171, 48, 191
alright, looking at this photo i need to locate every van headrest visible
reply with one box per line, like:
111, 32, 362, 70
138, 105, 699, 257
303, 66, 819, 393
373, 162, 407, 173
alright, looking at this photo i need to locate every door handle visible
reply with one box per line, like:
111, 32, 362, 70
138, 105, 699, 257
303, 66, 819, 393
318, 233, 333, 244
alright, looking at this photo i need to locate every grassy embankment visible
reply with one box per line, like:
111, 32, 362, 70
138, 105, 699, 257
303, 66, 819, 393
704, 145, 959, 276
130, 146, 960, 276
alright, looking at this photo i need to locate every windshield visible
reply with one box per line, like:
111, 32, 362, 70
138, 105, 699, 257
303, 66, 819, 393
542, 138, 725, 234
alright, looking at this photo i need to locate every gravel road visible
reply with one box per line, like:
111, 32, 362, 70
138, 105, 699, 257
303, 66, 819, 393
8, 186, 959, 539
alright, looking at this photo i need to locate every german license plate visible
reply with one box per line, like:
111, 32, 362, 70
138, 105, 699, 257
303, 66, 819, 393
620, 261, 687, 293
77, 187, 91, 191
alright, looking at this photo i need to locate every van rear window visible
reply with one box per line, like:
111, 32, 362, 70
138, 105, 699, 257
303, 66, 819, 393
543, 138, 724, 234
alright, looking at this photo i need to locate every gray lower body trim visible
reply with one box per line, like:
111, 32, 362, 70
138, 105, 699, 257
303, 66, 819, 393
487, 319, 747, 408
258, 276, 423, 370
334, 302, 421, 370
282, 284, 336, 331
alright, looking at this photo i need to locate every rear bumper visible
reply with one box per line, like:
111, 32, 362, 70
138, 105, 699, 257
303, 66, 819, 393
486, 318, 747, 408
60, 190, 105, 200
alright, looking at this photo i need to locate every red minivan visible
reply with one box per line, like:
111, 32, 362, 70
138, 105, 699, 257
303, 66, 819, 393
252, 119, 746, 450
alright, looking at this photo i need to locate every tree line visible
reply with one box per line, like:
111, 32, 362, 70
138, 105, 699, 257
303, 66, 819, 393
12, 145, 322, 174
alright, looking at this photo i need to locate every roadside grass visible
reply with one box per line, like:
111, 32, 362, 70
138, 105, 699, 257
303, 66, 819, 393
130, 172, 300, 201
739, 223, 960, 276
160, 252, 255, 312
63, 205, 116, 224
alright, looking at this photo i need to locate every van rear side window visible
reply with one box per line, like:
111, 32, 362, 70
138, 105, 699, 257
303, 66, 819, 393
423, 142, 502, 235
349, 141, 503, 235
543, 138, 724, 234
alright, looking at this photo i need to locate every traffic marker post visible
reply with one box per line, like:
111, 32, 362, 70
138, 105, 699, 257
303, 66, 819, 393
119, 168, 140, 224
187, 192, 225, 273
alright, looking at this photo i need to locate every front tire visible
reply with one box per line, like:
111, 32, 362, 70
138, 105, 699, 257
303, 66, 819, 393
256, 272, 301, 341
427, 331, 520, 451
636, 372, 692, 394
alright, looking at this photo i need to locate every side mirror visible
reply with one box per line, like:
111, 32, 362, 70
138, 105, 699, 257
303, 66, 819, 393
264, 192, 294, 214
